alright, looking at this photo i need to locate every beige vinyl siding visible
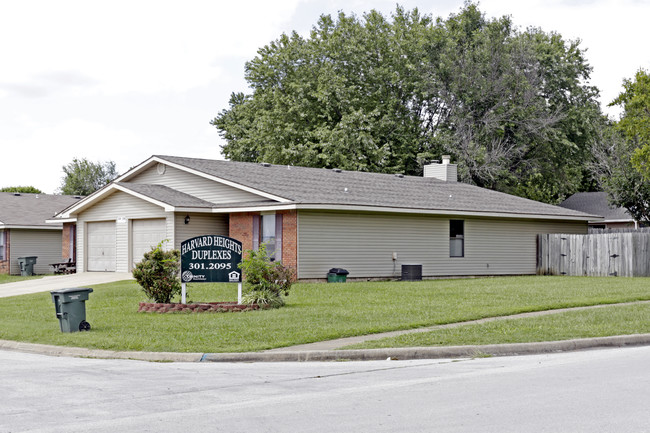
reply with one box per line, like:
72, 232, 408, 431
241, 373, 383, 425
173, 213, 229, 250
297, 210, 587, 279
77, 191, 168, 272
131, 164, 263, 204
9, 229, 63, 275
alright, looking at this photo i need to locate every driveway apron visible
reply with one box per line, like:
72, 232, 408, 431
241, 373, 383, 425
0, 272, 133, 298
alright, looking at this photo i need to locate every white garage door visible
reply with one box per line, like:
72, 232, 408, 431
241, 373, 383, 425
132, 219, 167, 266
87, 221, 116, 272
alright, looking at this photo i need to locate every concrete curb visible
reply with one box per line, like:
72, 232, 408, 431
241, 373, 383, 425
201, 334, 650, 362
2, 334, 650, 363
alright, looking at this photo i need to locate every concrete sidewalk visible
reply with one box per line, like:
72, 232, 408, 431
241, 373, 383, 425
0, 272, 133, 298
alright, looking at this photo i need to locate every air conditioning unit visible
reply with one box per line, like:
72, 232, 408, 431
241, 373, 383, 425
401, 264, 422, 281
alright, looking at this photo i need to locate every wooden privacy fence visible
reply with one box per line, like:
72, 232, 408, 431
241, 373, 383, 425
537, 231, 650, 277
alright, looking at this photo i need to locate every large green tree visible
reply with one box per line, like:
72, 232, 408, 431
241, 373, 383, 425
212, 3, 603, 203
590, 121, 650, 223
611, 69, 650, 178
591, 69, 650, 223
215, 7, 431, 175
59, 158, 117, 196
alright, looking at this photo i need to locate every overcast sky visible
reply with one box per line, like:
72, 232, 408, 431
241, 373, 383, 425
1, 0, 648, 194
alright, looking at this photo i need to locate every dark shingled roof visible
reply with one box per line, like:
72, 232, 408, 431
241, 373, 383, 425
0, 193, 82, 227
154, 155, 595, 219
559, 192, 632, 222
116, 182, 217, 208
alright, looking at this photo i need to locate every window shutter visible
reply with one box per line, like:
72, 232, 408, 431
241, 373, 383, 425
275, 213, 283, 262
252, 214, 260, 251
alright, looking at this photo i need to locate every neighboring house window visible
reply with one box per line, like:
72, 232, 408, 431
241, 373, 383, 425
0, 231, 5, 261
252, 213, 283, 261
450, 220, 464, 258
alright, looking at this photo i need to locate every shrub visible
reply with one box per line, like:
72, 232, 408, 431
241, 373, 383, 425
132, 241, 181, 303
239, 243, 296, 308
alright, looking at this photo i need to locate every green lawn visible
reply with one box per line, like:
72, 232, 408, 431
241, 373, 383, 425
0, 276, 649, 353
0, 274, 43, 284
345, 303, 650, 349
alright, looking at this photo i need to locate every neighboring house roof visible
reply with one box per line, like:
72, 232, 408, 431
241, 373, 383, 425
558, 192, 633, 223
52, 155, 598, 222
0, 192, 82, 229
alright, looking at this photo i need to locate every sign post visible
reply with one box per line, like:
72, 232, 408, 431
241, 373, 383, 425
180, 235, 243, 304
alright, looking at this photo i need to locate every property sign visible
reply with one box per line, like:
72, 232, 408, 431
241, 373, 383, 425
180, 235, 242, 283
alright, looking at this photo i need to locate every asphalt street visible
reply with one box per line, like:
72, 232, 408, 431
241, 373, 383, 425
2, 346, 649, 433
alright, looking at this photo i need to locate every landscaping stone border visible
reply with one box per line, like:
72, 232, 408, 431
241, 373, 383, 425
138, 302, 260, 313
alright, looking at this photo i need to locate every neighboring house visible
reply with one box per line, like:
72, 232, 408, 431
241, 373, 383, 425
0, 192, 82, 275
49, 155, 595, 280
558, 192, 637, 229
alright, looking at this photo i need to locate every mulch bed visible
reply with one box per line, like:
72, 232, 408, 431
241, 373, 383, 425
138, 302, 260, 313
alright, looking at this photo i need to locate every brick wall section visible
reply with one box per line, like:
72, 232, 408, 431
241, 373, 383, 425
0, 230, 9, 274
229, 213, 254, 252
228, 211, 298, 272
279, 210, 297, 269
61, 223, 74, 261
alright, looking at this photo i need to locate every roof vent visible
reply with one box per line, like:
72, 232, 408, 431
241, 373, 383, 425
394, 174, 404, 178
13, 193, 20, 196
332, 168, 342, 173
74, 196, 82, 199
260, 162, 271, 167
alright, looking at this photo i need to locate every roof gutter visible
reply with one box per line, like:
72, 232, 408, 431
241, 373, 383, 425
0, 224, 63, 230
210, 203, 598, 222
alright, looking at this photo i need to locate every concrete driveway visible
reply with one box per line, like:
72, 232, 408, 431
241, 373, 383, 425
0, 272, 133, 298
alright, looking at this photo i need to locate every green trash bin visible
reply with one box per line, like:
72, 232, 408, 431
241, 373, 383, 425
17, 256, 37, 276
327, 268, 349, 283
50, 288, 93, 332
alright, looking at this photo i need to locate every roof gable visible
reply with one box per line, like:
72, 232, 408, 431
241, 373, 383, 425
118, 156, 290, 203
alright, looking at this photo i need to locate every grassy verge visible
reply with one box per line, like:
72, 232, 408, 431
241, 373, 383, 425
345, 303, 650, 349
0, 276, 649, 353
0, 274, 43, 284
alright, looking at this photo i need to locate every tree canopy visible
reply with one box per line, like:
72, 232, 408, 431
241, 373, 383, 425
612, 69, 650, 178
0, 186, 44, 194
59, 158, 117, 196
212, 3, 603, 203
592, 69, 650, 223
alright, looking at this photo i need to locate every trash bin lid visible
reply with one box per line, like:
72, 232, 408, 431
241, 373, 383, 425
328, 268, 349, 275
50, 287, 94, 294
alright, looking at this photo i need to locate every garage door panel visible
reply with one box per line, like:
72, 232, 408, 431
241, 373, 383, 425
87, 221, 116, 272
132, 219, 167, 266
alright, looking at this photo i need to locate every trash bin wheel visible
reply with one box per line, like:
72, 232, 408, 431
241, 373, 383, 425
79, 320, 91, 332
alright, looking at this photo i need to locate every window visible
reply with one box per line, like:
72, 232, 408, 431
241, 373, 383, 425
0, 231, 5, 261
252, 213, 283, 261
449, 220, 464, 257
261, 214, 276, 259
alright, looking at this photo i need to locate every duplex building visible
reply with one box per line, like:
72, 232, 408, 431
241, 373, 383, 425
50, 155, 595, 280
